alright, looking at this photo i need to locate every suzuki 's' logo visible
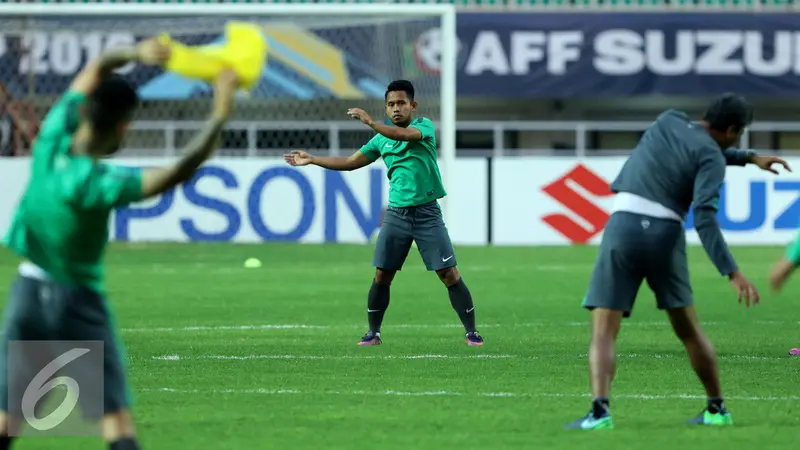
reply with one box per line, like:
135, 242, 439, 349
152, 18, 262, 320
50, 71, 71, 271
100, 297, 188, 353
541, 165, 613, 244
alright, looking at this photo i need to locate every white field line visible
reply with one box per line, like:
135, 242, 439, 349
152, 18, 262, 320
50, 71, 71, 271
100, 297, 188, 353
110, 264, 585, 275
140, 387, 800, 402
151, 353, 794, 362
106, 262, 750, 279
120, 320, 796, 333
152, 354, 515, 361
122, 324, 329, 332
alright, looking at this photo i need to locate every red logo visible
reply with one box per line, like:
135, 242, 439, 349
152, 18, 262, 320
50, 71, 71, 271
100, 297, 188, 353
541, 165, 613, 244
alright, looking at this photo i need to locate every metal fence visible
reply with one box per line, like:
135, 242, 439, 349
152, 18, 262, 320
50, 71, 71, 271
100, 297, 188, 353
108, 119, 800, 158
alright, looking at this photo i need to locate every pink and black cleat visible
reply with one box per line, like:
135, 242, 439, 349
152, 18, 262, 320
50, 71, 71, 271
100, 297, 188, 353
466, 331, 484, 347
789, 348, 800, 356
358, 331, 382, 346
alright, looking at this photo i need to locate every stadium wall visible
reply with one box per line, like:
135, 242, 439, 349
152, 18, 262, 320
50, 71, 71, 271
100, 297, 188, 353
1, 157, 798, 246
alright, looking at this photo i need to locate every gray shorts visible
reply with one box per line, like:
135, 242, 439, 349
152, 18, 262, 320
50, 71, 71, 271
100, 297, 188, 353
583, 211, 693, 317
373, 201, 457, 271
0, 275, 131, 418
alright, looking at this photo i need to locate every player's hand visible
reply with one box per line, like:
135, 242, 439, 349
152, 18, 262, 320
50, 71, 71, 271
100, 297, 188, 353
769, 259, 795, 293
752, 155, 791, 175
212, 69, 239, 119
284, 150, 314, 167
136, 38, 171, 66
729, 271, 760, 307
347, 108, 374, 126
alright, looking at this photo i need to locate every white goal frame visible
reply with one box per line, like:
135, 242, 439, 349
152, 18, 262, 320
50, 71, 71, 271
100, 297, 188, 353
0, 3, 459, 224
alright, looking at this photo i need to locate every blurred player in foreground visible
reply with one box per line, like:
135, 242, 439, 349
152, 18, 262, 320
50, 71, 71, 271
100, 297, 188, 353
284, 80, 483, 347
567, 94, 790, 430
0, 40, 239, 449
769, 234, 800, 355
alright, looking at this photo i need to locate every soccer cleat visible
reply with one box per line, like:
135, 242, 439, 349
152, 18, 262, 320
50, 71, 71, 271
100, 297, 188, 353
565, 412, 614, 430
687, 408, 733, 426
789, 348, 800, 356
357, 331, 381, 346
466, 331, 484, 346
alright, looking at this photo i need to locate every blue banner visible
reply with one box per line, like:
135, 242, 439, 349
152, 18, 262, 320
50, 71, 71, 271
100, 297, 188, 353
436, 13, 800, 97
2, 13, 800, 98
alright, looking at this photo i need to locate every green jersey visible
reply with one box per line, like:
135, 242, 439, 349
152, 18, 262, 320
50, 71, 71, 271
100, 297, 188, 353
359, 117, 446, 208
3, 90, 143, 293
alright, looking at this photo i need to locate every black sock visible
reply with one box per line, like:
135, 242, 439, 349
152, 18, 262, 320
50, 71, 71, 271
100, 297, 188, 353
707, 397, 725, 414
447, 279, 476, 333
110, 437, 140, 450
592, 397, 610, 418
367, 280, 391, 333
0, 435, 14, 450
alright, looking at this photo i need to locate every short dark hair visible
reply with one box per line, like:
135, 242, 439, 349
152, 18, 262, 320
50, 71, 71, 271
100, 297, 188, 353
702, 93, 753, 133
385, 79, 415, 101
85, 75, 139, 132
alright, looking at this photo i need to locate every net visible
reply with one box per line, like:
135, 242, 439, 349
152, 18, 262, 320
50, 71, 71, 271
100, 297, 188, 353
0, 11, 446, 157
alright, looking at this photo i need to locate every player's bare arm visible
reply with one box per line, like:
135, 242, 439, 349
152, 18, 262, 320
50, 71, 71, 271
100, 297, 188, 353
770, 230, 800, 292
140, 69, 239, 199
70, 37, 171, 96
347, 107, 423, 141
284, 149, 372, 171
770, 258, 795, 293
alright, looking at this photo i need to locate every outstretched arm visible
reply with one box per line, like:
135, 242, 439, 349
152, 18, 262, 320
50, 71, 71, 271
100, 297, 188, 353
693, 155, 738, 277
284, 150, 372, 171
771, 234, 800, 292
724, 148, 791, 174
367, 121, 422, 142
346, 108, 424, 142
693, 152, 759, 305
722, 148, 755, 166
71, 70, 236, 211
70, 37, 170, 96
139, 70, 238, 199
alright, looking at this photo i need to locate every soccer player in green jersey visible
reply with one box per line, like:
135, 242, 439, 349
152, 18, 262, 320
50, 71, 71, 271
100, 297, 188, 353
284, 80, 483, 347
771, 235, 800, 355
0, 39, 239, 450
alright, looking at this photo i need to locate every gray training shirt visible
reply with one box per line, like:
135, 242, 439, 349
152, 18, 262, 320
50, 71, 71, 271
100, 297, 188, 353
610, 109, 753, 277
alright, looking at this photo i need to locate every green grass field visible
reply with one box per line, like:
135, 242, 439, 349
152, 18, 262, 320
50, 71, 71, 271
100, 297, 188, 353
0, 243, 798, 449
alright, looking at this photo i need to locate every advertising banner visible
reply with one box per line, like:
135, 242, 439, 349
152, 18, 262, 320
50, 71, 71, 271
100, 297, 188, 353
410, 13, 800, 97
0, 16, 417, 100
4, 13, 799, 98
0, 158, 487, 245
2, 156, 798, 246
492, 157, 800, 245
